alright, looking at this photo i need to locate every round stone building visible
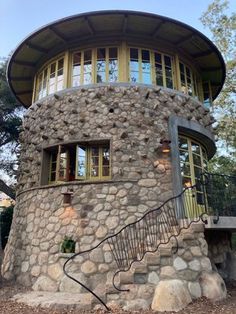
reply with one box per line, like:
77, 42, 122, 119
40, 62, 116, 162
3, 10, 231, 311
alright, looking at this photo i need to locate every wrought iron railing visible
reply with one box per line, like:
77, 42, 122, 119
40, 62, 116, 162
201, 172, 236, 219
63, 185, 205, 311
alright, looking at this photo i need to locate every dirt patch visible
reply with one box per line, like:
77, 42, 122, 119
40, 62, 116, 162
0, 280, 236, 314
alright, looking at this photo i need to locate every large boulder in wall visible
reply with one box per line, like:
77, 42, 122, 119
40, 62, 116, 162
199, 271, 227, 302
151, 279, 192, 312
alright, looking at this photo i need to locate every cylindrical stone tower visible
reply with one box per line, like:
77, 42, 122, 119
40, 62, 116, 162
3, 10, 226, 310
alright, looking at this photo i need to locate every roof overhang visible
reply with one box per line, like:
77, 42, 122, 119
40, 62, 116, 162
7, 10, 226, 107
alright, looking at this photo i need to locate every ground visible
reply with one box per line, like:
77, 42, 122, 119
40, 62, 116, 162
0, 280, 236, 314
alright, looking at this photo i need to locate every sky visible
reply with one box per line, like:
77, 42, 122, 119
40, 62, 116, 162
0, 0, 235, 58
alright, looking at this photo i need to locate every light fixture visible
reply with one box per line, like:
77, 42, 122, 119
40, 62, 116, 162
160, 139, 171, 153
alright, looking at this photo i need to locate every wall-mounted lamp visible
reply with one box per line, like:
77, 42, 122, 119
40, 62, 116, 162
160, 139, 171, 153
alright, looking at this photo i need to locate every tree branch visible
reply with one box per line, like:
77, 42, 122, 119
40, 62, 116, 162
0, 179, 15, 200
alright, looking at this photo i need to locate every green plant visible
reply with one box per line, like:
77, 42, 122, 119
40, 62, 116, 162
61, 236, 75, 253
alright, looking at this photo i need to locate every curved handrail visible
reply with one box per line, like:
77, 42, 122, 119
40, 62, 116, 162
63, 185, 206, 311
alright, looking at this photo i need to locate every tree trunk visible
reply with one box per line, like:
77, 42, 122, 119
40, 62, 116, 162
0, 179, 15, 200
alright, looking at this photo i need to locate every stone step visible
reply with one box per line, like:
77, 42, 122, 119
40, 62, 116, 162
12, 291, 95, 310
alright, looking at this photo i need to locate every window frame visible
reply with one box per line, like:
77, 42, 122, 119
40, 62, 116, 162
35, 55, 65, 101
46, 141, 111, 185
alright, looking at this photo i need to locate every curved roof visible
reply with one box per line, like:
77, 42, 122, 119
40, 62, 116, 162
7, 10, 226, 107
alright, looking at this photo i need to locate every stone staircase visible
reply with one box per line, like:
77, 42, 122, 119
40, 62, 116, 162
104, 222, 208, 308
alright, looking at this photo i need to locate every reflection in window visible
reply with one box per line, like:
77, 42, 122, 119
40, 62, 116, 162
72, 52, 81, 86
77, 146, 86, 178
109, 48, 118, 82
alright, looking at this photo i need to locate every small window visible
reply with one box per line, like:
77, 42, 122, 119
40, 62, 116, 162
46, 142, 110, 184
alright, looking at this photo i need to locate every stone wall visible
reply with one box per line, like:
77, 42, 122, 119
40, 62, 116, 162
2, 84, 216, 304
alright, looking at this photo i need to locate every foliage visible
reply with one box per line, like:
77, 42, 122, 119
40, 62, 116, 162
208, 154, 236, 176
200, 0, 236, 159
0, 205, 14, 249
0, 58, 24, 197
61, 236, 76, 253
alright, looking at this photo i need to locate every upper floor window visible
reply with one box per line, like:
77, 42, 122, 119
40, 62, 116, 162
72, 47, 118, 87
46, 141, 111, 184
33, 45, 210, 105
179, 62, 196, 97
36, 57, 64, 100
154, 52, 174, 89
202, 81, 213, 109
129, 48, 152, 84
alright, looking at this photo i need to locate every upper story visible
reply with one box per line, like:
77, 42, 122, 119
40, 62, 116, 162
7, 11, 225, 109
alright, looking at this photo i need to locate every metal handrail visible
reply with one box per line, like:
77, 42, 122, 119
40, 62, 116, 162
63, 185, 206, 311
201, 171, 236, 221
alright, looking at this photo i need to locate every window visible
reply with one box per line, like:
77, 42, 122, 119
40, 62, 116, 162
72, 47, 118, 87
179, 62, 196, 96
129, 48, 151, 84
36, 57, 64, 100
202, 81, 213, 109
47, 142, 110, 184
154, 52, 174, 88
179, 136, 208, 204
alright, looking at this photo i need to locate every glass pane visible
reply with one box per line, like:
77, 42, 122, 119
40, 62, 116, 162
130, 48, 139, 83
142, 50, 151, 84
155, 53, 163, 86
109, 48, 118, 82
180, 163, 191, 176
164, 55, 171, 66
102, 147, 110, 176
59, 148, 67, 180
179, 150, 189, 163
178, 137, 188, 150
73, 52, 81, 86
193, 154, 201, 166
84, 50, 92, 84
191, 142, 200, 154
77, 146, 86, 178
194, 166, 202, 180
97, 48, 106, 83
57, 59, 64, 91
182, 177, 192, 188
